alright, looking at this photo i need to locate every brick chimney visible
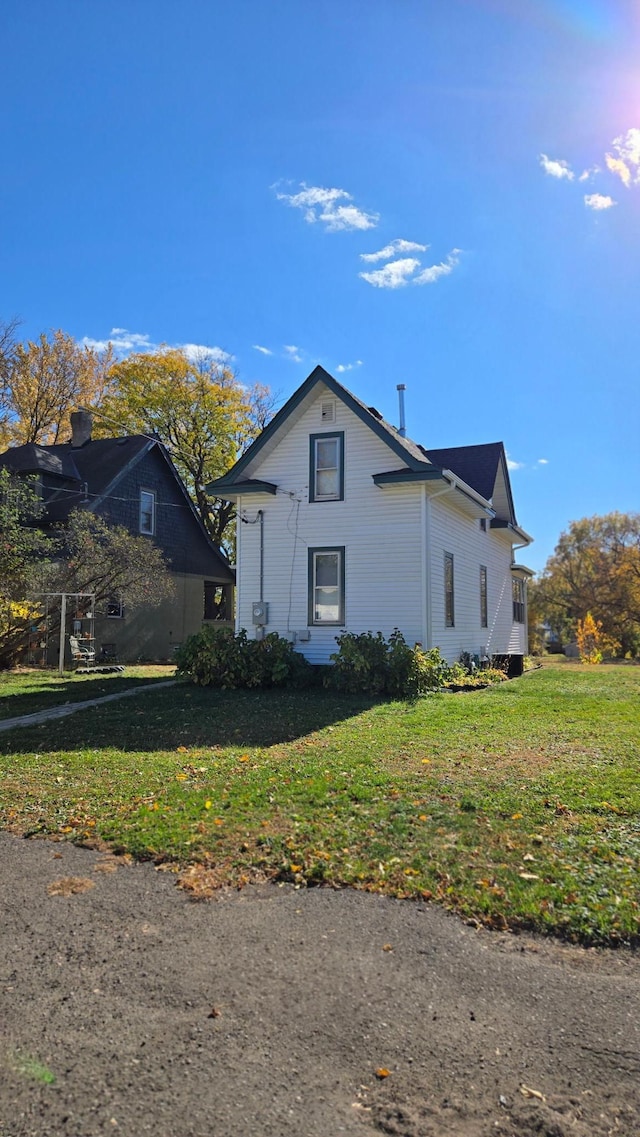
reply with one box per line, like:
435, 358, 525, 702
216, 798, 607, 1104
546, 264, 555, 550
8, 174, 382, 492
70, 410, 92, 448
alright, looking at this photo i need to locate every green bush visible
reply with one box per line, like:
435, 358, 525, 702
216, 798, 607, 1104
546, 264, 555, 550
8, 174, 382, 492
175, 626, 312, 689
326, 630, 455, 698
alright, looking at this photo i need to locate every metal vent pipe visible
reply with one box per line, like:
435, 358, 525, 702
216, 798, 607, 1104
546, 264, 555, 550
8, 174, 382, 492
396, 384, 406, 437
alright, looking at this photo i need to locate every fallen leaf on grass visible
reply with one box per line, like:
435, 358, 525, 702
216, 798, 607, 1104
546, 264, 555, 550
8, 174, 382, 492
48, 877, 95, 896
520, 1084, 546, 1102
518, 872, 540, 881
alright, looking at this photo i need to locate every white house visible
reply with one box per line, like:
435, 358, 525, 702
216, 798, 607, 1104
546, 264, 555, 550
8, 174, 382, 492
208, 367, 533, 674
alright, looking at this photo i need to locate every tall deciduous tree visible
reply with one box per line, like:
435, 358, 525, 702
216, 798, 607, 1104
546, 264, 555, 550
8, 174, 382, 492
96, 349, 275, 550
0, 329, 114, 448
532, 512, 640, 655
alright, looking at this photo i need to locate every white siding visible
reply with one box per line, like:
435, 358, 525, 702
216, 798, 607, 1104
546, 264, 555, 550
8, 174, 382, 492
235, 386, 424, 663
232, 382, 528, 665
429, 498, 517, 662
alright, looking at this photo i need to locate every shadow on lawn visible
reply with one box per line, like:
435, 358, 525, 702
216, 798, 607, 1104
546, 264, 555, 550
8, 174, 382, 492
0, 675, 173, 721
0, 684, 380, 753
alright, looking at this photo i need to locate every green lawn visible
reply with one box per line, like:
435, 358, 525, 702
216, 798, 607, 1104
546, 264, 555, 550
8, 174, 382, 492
0, 666, 176, 719
0, 662, 638, 947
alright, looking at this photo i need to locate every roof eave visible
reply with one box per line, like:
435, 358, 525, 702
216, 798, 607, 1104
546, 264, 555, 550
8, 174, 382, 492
206, 478, 278, 500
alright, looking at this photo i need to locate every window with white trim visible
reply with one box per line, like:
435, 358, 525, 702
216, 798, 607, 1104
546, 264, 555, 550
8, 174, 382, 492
106, 597, 124, 619
139, 489, 156, 535
308, 547, 345, 625
444, 552, 455, 627
513, 578, 525, 623
309, 433, 344, 502
480, 565, 488, 628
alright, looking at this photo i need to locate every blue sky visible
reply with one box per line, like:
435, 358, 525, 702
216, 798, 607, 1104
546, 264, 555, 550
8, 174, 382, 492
1, 0, 639, 570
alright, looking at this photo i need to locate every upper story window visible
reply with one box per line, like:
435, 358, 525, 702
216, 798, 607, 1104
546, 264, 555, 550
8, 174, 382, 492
309, 432, 344, 502
139, 489, 156, 535
444, 552, 455, 627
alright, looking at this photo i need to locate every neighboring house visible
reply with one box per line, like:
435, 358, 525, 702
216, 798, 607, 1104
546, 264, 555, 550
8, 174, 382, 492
208, 367, 533, 675
0, 411, 234, 663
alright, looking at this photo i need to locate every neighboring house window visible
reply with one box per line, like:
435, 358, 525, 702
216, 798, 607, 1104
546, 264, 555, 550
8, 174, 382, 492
480, 566, 488, 628
309, 432, 344, 502
139, 489, 155, 535
106, 598, 124, 619
444, 552, 455, 627
513, 579, 525, 623
204, 582, 229, 621
308, 547, 345, 625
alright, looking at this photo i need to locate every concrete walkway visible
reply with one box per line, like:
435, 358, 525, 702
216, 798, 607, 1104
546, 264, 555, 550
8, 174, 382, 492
0, 679, 178, 733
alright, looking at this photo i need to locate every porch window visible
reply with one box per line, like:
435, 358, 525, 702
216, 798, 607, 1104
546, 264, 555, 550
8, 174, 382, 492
513, 578, 525, 623
204, 582, 229, 621
309, 433, 344, 502
308, 547, 345, 625
444, 552, 455, 627
480, 565, 488, 628
106, 597, 124, 619
139, 489, 156, 535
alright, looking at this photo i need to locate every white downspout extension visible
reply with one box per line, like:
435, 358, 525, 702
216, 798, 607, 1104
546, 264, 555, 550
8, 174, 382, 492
423, 476, 458, 649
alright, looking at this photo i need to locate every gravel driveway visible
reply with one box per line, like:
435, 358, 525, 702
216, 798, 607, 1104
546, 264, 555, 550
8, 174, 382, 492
1, 833, 638, 1137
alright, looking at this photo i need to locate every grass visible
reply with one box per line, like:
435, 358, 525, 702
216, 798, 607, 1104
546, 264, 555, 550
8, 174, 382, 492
0, 662, 638, 947
0, 665, 176, 719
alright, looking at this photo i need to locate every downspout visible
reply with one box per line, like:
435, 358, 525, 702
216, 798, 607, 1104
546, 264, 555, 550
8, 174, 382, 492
424, 476, 457, 649
258, 509, 264, 603
235, 497, 242, 633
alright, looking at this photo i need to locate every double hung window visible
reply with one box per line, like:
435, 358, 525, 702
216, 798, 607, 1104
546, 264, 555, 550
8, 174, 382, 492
308, 547, 345, 625
139, 489, 156, 535
480, 566, 488, 628
444, 552, 455, 627
309, 433, 344, 502
512, 579, 525, 623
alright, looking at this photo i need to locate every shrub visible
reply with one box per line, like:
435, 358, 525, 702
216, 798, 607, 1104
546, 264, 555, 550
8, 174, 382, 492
175, 626, 312, 689
326, 629, 455, 698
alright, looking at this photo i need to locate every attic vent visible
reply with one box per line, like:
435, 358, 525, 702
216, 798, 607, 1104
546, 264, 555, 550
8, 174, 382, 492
321, 400, 336, 424
367, 406, 383, 420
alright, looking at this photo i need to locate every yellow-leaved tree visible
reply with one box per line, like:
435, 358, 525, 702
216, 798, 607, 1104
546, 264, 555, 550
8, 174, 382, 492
95, 349, 275, 552
0, 329, 114, 448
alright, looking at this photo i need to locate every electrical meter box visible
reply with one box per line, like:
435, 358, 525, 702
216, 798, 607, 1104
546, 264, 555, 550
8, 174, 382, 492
252, 602, 269, 626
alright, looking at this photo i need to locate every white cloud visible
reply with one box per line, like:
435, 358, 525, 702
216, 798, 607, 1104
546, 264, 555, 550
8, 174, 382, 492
360, 239, 428, 263
181, 343, 232, 364
506, 454, 524, 471
336, 360, 363, 373
360, 249, 460, 289
584, 193, 616, 211
414, 251, 460, 285
605, 153, 631, 187
539, 153, 575, 180
80, 328, 232, 362
359, 257, 422, 289
283, 344, 303, 363
537, 458, 548, 465
612, 127, 640, 174
275, 182, 379, 232
253, 344, 273, 356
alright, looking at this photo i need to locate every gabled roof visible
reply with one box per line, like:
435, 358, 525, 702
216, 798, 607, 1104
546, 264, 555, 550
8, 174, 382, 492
207, 365, 433, 498
0, 434, 234, 580
207, 366, 521, 528
425, 442, 517, 524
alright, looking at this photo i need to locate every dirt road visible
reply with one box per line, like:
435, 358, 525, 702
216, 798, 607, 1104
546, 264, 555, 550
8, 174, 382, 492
1, 833, 638, 1137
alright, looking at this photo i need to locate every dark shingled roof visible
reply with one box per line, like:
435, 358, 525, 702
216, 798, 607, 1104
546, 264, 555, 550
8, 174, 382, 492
424, 443, 504, 503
